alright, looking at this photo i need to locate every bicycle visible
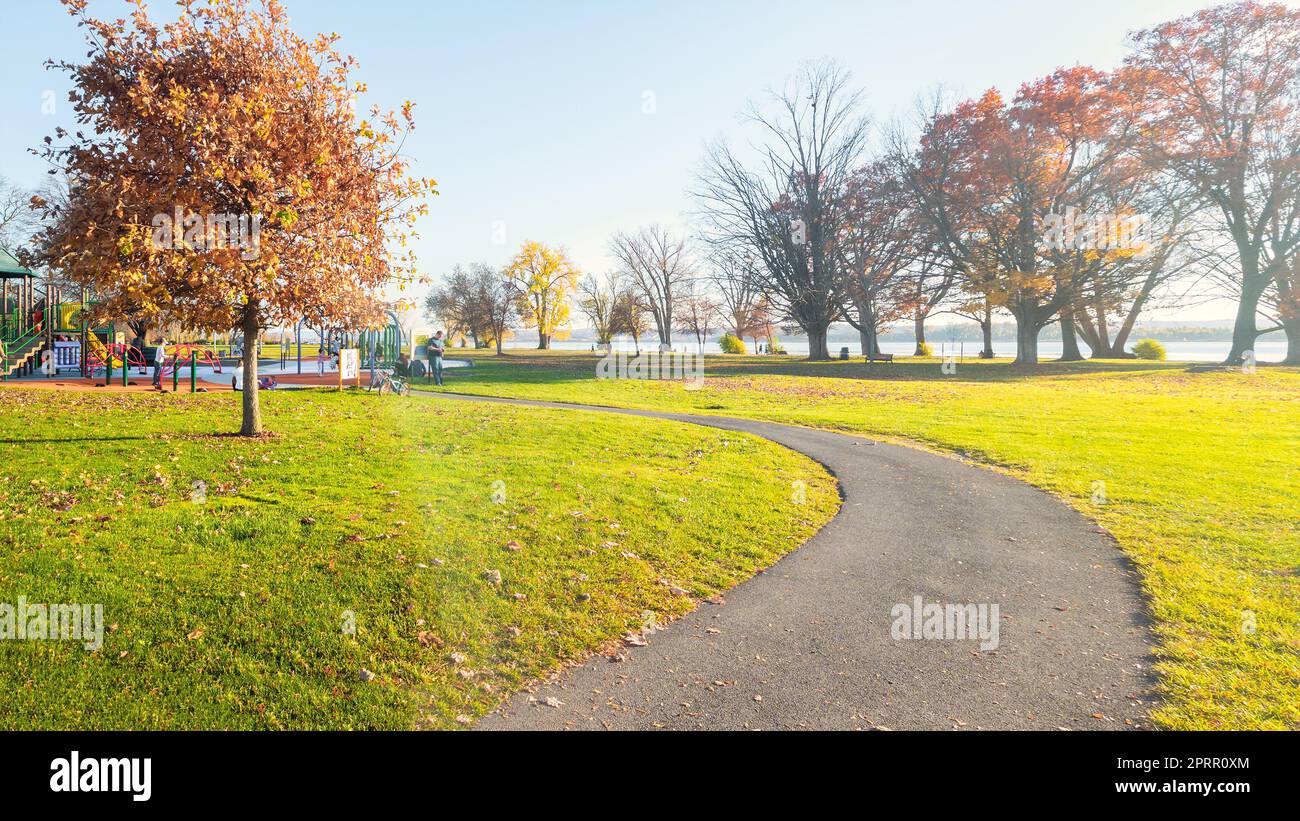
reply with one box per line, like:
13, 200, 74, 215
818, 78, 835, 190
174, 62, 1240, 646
367, 367, 411, 396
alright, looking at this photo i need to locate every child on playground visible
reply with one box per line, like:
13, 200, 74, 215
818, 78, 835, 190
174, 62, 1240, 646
131, 333, 147, 375
151, 337, 167, 389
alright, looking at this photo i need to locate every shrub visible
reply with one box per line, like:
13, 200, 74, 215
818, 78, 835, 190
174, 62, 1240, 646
718, 333, 746, 354
916, 341, 934, 356
768, 337, 787, 355
1132, 338, 1167, 361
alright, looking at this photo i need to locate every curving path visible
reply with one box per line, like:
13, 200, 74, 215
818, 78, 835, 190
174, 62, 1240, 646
426, 392, 1158, 731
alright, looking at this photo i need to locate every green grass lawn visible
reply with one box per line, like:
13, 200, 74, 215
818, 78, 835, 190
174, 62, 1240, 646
436, 349, 1300, 730
0, 387, 837, 729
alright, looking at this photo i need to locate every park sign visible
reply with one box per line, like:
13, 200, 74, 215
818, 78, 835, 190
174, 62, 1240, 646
339, 348, 360, 390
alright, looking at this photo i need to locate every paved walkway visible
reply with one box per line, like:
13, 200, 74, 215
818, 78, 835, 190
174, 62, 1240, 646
427, 392, 1157, 731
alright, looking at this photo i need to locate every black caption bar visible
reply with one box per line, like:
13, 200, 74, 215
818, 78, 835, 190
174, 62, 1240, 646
0, 730, 1284, 809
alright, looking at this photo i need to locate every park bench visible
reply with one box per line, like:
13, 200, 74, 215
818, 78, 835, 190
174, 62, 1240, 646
866, 352, 894, 363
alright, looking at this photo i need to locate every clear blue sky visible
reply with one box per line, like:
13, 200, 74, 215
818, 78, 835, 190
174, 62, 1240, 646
0, 0, 1252, 321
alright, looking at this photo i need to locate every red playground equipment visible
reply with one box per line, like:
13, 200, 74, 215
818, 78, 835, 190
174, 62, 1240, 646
84, 342, 147, 378
161, 344, 223, 378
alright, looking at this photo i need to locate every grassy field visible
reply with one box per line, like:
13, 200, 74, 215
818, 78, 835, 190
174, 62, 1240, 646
434, 349, 1300, 730
0, 387, 837, 729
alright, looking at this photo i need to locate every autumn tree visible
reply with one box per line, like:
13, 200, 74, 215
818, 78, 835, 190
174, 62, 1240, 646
608, 225, 694, 349
696, 61, 868, 360
34, 0, 433, 434
1123, 0, 1300, 364
504, 241, 578, 349
1265, 258, 1300, 362
900, 68, 1131, 364
746, 297, 778, 354
890, 92, 1002, 360
838, 160, 916, 357
1060, 166, 1210, 358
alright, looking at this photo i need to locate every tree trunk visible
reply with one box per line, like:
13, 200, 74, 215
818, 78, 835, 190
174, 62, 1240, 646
806, 323, 831, 361
1058, 308, 1085, 362
1110, 273, 1159, 356
979, 306, 995, 358
239, 306, 262, 436
913, 312, 927, 356
1225, 275, 1267, 364
1284, 318, 1300, 365
1012, 310, 1040, 366
537, 332, 550, 350
657, 321, 671, 350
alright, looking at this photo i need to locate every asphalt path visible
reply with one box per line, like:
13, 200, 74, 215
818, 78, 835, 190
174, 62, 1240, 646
424, 391, 1157, 731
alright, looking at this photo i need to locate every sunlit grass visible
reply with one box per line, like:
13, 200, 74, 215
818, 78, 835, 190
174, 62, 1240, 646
0, 387, 837, 729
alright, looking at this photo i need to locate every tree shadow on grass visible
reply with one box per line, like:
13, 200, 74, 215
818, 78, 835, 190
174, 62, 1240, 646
454, 351, 1205, 387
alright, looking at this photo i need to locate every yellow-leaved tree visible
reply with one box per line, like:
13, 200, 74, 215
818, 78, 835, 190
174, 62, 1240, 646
504, 241, 578, 349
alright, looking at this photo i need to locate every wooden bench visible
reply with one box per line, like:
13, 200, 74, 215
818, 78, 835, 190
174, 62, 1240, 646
866, 352, 894, 363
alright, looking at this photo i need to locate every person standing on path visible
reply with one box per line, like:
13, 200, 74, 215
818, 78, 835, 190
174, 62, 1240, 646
427, 330, 446, 386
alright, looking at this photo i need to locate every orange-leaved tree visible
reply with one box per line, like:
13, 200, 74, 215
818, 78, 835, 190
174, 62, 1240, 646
34, 0, 435, 433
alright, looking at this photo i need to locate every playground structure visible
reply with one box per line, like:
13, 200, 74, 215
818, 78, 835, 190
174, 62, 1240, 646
1, 250, 420, 392
293, 311, 409, 378
84, 341, 148, 377
2, 248, 121, 382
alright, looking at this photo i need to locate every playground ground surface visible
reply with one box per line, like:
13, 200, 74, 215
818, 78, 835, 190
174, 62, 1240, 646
0, 357, 473, 392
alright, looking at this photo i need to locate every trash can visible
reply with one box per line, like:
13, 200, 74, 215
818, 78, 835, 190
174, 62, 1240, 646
839, 347, 849, 360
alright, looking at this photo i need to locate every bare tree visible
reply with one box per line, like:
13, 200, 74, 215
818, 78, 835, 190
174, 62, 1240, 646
577, 271, 625, 348
425, 264, 484, 346
608, 225, 694, 349
706, 245, 763, 344
675, 291, 720, 354
695, 60, 871, 360
478, 267, 518, 355
611, 287, 651, 354
0, 177, 35, 252
907, 250, 959, 355
426, 263, 516, 352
